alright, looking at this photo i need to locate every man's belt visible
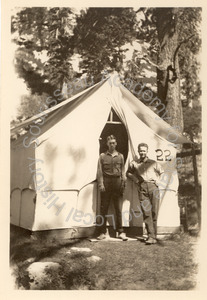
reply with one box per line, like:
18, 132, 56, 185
139, 180, 156, 184
103, 174, 121, 178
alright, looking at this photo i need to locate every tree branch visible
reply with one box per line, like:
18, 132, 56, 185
173, 34, 195, 68
139, 55, 166, 71
131, 61, 140, 70
134, 34, 194, 73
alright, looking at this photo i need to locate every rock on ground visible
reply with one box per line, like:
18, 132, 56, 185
70, 247, 92, 253
87, 256, 102, 262
27, 262, 60, 290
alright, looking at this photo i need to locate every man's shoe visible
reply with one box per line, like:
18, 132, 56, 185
145, 237, 157, 245
137, 236, 146, 243
118, 232, 128, 241
97, 233, 106, 240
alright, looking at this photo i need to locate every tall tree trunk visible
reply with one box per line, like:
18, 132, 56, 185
155, 8, 184, 133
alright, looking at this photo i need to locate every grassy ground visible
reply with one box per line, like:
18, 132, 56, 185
10, 226, 198, 290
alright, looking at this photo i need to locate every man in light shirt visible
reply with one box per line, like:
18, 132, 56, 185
127, 143, 164, 244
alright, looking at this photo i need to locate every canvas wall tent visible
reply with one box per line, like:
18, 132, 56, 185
11, 73, 190, 237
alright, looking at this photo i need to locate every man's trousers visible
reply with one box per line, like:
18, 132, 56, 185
138, 181, 160, 239
97, 176, 123, 234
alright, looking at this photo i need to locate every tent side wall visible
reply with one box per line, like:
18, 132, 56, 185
31, 180, 180, 235
157, 190, 180, 233
32, 183, 98, 231
31, 180, 144, 237
10, 142, 37, 230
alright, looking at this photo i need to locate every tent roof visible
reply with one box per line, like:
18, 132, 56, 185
11, 73, 191, 144
11, 77, 106, 134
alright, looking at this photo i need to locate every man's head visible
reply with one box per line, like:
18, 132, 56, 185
138, 143, 148, 160
107, 135, 117, 152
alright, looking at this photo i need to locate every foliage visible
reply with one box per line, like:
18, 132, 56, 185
17, 93, 49, 120
14, 47, 53, 95
73, 8, 137, 78
177, 8, 202, 106
136, 7, 201, 107
12, 7, 76, 94
183, 101, 201, 138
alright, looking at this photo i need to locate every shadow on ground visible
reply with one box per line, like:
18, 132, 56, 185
10, 225, 199, 290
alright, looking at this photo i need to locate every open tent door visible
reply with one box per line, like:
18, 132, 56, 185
98, 108, 137, 236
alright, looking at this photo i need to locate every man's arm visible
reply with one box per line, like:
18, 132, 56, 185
155, 162, 164, 177
120, 154, 127, 193
155, 162, 164, 186
121, 154, 127, 184
126, 161, 139, 184
97, 154, 105, 192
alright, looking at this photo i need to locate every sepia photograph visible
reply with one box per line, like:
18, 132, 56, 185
1, 0, 205, 295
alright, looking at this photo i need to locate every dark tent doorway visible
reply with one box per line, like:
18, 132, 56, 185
99, 108, 128, 162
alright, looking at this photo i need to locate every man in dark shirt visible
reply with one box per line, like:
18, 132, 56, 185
127, 143, 164, 244
96, 135, 127, 240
